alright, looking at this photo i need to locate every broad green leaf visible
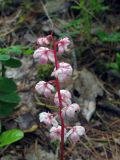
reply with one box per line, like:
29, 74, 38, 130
9, 45, 22, 54
2, 58, 22, 68
0, 92, 20, 103
0, 101, 17, 116
0, 55, 10, 61
0, 77, 17, 93
0, 129, 24, 147
0, 46, 22, 55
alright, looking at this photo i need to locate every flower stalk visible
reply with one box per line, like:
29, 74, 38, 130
51, 34, 65, 160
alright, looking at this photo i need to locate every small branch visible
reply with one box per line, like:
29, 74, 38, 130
97, 101, 120, 116
40, 0, 54, 30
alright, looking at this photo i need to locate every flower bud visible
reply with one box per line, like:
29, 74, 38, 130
62, 103, 80, 118
50, 125, 66, 141
58, 37, 70, 54
39, 112, 53, 126
66, 126, 85, 142
37, 35, 51, 45
33, 47, 54, 64
51, 62, 73, 82
54, 90, 71, 107
35, 81, 55, 97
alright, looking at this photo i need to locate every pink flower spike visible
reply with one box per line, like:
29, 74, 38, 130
51, 62, 73, 82
65, 103, 80, 118
35, 81, 55, 97
58, 37, 70, 54
37, 35, 51, 46
33, 47, 54, 64
66, 126, 85, 142
54, 90, 72, 107
50, 126, 66, 141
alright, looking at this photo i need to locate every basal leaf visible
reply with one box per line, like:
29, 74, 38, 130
0, 77, 17, 93
9, 45, 22, 54
0, 92, 20, 104
0, 101, 17, 116
0, 129, 24, 147
2, 58, 22, 68
0, 55, 10, 61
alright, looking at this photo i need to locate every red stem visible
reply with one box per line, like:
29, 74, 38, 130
51, 34, 64, 160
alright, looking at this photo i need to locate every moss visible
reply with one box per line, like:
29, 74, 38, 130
37, 64, 54, 81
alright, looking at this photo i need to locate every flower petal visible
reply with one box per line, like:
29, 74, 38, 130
39, 55, 48, 64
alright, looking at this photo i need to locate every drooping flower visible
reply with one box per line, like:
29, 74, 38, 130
35, 81, 55, 97
51, 62, 73, 82
50, 125, 66, 141
54, 90, 71, 107
37, 35, 51, 45
39, 112, 58, 126
33, 47, 54, 64
66, 126, 85, 142
62, 103, 80, 118
39, 112, 53, 126
57, 37, 70, 54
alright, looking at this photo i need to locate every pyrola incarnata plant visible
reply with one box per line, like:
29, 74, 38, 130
33, 34, 85, 160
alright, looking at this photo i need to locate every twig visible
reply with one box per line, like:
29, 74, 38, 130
97, 101, 120, 116
40, 0, 54, 30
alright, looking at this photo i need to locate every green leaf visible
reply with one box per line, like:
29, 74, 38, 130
59, 31, 80, 38
116, 53, 120, 67
23, 49, 33, 55
2, 58, 22, 68
0, 77, 17, 93
0, 101, 17, 116
72, 6, 81, 10
108, 63, 119, 70
9, 45, 22, 54
97, 31, 120, 42
0, 55, 10, 61
64, 19, 81, 29
0, 129, 24, 148
0, 92, 20, 103
0, 46, 22, 55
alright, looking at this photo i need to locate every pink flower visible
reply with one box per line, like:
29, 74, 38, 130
58, 37, 70, 54
54, 90, 71, 107
66, 126, 85, 142
39, 112, 53, 125
33, 47, 54, 64
39, 112, 58, 126
50, 125, 66, 141
35, 81, 55, 97
37, 35, 51, 45
51, 62, 73, 82
62, 103, 80, 118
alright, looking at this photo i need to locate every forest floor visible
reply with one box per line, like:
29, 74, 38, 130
0, 1, 120, 160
